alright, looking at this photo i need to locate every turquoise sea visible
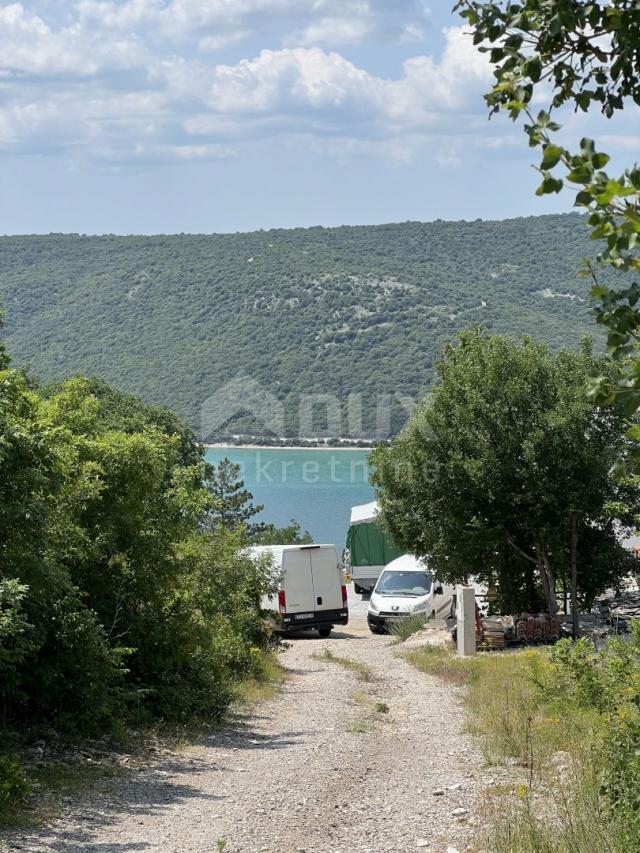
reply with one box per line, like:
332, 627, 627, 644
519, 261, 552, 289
205, 447, 374, 551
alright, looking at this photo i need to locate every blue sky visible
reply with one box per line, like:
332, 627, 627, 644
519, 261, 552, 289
0, 1, 636, 234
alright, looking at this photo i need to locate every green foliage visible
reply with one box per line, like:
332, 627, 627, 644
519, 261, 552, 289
205, 457, 263, 531
388, 615, 427, 643
0, 338, 277, 736
371, 328, 636, 614
549, 628, 640, 848
456, 1, 640, 418
0, 757, 29, 817
408, 642, 637, 851
0, 580, 33, 675
204, 457, 311, 545
0, 218, 606, 438
250, 519, 313, 545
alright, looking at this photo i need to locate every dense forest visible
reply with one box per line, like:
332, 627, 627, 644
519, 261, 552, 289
0, 214, 603, 438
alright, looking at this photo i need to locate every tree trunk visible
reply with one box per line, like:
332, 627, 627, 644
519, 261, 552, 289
542, 551, 558, 618
535, 539, 557, 617
570, 513, 580, 639
537, 548, 550, 609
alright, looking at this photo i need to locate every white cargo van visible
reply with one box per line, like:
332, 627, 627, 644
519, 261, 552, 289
367, 554, 446, 633
251, 544, 348, 637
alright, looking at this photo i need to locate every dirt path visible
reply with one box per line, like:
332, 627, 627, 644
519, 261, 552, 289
4, 617, 492, 853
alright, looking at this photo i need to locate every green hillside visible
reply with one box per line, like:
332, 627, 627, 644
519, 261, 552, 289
0, 214, 602, 439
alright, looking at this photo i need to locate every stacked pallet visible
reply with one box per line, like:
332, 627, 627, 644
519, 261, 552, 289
481, 617, 508, 650
515, 613, 562, 644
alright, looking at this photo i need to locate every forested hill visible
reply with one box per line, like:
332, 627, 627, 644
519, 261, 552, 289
0, 214, 601, 438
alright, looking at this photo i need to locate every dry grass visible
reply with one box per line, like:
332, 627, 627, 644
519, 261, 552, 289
315, 648, 375, 682
404, 643, 478, 685
406, 644, 624, 852
388, 615, 428, 643
232, 652, 286, 705
347, 718, 370, 734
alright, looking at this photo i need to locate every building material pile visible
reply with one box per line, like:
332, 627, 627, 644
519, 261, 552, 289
597, 575, 640, 634
480, 616, 514, 650
514, 613, 562, 644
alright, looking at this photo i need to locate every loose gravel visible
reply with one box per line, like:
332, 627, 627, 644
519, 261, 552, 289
3, 608, 494, 853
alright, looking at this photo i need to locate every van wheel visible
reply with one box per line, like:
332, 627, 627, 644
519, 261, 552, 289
318, 627, 332, 638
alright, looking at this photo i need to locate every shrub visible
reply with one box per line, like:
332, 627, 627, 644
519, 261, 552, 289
0, 757, 29, 818
407, 641, 639, 851
388, 615, 427, 643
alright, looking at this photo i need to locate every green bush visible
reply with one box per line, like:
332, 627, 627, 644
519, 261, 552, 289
0, 757, 29, 817
407, 640, 640, 851
0, 350, 276, 736
549, 627, 640, 847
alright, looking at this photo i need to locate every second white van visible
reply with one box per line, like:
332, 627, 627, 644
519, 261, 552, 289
367, 554, 445, 633
251, 544, 348, 637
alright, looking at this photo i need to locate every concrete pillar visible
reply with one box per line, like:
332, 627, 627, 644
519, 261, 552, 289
456, 585, 476, 657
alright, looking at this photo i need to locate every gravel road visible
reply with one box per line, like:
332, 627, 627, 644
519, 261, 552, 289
5, 595, 491, 853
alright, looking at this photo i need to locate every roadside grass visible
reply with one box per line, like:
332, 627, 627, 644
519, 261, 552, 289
388, 615, 428, 644
405, 644, 478, 686
315, 648, 375, 682
347, 719, 370, 734
232, 651, 286, 705
405, 644, 626, 852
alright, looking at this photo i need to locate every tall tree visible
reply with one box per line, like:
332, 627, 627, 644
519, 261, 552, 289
456, 1, 640, 415
371, 329, 636, 621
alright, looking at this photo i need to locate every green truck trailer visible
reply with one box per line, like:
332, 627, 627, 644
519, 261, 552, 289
345, 501, 403, 593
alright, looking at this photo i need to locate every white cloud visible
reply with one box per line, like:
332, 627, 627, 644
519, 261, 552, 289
0, 1, 495, 167
206, 48, 376, 113
127, 141, 237, 162
75, 0, 429, 48
0, 99, 62, 146
286, 0, 429, 47
289, 15, 373, 48
0, 3, 145, 76
76, 0, 162, 31
200, 28, 491, 123
600, 134, 640, 151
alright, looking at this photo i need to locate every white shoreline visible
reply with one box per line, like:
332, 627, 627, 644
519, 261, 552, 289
204, 443, 372, 452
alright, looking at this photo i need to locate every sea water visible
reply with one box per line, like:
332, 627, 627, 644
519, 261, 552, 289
205, 447, 373, 551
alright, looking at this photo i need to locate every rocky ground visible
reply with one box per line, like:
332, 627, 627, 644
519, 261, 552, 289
1, 594, 498, 853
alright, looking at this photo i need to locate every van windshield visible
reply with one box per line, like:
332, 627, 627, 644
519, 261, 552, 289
375, 571, 432, 597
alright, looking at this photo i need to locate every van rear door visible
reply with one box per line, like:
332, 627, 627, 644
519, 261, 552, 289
282, 549, 315, 615
308, 546, 343, 611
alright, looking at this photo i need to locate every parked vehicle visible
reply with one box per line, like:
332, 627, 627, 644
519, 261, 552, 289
367, 554, 444, 634
251, 544, 348, 637
345, 501, 403, 593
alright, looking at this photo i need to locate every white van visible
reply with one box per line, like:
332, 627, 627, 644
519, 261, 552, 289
251, 544, 348, 638
367, 554, 444, 633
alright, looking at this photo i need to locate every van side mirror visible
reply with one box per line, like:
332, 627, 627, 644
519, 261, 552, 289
434, 585, 443, 596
